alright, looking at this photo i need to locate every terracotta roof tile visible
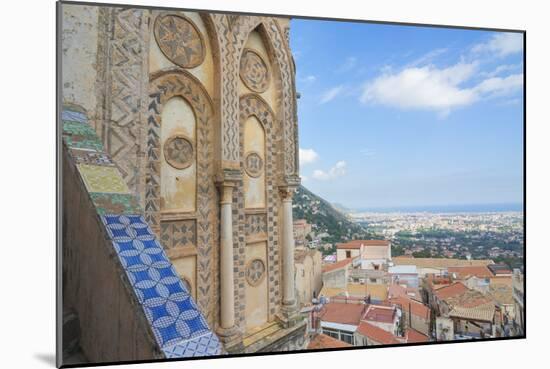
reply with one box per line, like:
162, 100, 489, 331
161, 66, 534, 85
389, 296, 430, 320
319, 302, 365, 326
434, 282, 469, 300
406, 329, 429, 343
363, 305, 396, 324
307, 333, 352, 349
449, 303, 495, 322
448, 266, 493, 279
322, 258, 352, 273
356, 321, 400, 345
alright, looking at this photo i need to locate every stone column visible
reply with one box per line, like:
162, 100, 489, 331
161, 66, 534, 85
219, 181, 236, 330
280, 187, 296, 307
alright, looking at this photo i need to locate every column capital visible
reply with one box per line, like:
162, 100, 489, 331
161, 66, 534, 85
216, 169, 241, 205
278, 186, 295, 201
216, 181, 235, 205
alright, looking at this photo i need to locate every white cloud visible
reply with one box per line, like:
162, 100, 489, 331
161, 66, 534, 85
319, 85, 345, 104
299, 148, 319, 165
481, 63, 521, 78
312, 161, 347, 181
474, 73, 523, 97
472, 33, 523, 57
360, 60, 523, 115
360, 62, 478, 112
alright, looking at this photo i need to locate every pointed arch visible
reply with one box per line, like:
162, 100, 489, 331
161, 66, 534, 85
232, 17, 298, 180
146, 69, 218, 325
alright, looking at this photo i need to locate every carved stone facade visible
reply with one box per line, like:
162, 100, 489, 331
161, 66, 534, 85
62, 4, 302, 354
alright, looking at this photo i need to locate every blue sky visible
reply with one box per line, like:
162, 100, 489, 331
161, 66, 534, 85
290, 19, 524, 210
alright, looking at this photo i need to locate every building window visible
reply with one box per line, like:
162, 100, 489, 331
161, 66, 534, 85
346, 251, 351, 258
340, 331, 355, 345
322, 328, 339, 340
322, 328, 355, 345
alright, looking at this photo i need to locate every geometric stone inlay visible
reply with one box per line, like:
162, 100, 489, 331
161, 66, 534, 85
77, 164, 131, 194
244, 151, 263, 178
240, 48, 270, 93
163, 135, 194, 170
245, 213, 267, 237
246, 258, 266, 287
154, 14, 205, 69
160, 219, 196, 249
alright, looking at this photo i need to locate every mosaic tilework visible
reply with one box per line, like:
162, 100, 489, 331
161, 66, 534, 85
63, 134, 105, 151
77, 164, 131, 194
62, 109, 88, 123
101, 214, 223, 357
163, 332, 222, 358
69, 148, 115, 167
63, 106, 222, 358
63, 120, 98, 137
90, 193, 142, 215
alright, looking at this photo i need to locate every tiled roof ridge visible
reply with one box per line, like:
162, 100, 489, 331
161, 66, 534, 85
62, 106, 223, 358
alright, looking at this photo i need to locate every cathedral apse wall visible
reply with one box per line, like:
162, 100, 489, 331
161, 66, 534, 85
62, 4, 303, 353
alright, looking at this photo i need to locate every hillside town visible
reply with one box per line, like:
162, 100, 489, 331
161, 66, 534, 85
292, 220, 525, 350
352, 211, 524, 266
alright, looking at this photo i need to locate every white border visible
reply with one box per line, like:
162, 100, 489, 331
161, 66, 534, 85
2, 1, 546, 369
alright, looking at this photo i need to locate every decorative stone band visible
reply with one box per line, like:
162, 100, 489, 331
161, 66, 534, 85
61, 106, 224, 358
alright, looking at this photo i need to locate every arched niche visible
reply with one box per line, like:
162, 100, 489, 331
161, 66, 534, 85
146, 70, 218, 325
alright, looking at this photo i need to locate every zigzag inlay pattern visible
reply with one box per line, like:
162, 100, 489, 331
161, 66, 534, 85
147, 70, 217, 327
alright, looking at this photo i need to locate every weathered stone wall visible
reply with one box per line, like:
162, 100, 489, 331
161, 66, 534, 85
61, 5, 99, 123
322, 268, 348, 289
62, 143, 159, 363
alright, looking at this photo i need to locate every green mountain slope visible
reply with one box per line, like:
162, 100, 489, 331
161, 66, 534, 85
292, 185, 372, 246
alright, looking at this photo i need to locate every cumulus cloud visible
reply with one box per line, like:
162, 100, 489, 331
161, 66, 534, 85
312, 161, 347, 181
360, 62, 478, 112
319, 85, 345, 104
472, 32, 523, 57
299, 148, 319, 165
360, 60, 523, 115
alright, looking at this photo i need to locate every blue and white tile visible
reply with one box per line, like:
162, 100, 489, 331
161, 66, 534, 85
62, 109, 88, 123
162, 332, 224, 358
100, 214, 222, 358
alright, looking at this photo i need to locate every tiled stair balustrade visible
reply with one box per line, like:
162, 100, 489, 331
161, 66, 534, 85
61, 105, 223, 362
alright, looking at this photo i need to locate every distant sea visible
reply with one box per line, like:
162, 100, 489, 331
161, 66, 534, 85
353, 203, 523, 214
